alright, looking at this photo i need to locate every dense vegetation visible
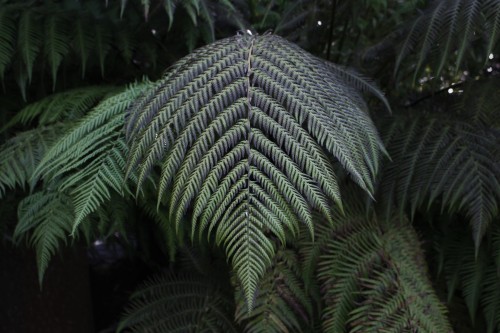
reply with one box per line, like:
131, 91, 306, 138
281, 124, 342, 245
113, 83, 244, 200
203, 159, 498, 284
0, 0, 499, 332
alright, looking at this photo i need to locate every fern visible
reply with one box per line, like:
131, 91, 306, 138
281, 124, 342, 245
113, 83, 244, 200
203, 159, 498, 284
44, 14, 71, 89
0, 6, 15, 80
34, 82, 150, 233
13, 189, 76, 285
0, 125, 64, 197
378, 114, 500, 248
313, 212, 451, 333
18, 9, 41, 83
437, 222, 500, 332
395, 0, 500, 77
1, 85, 117, 131
235, 249, 313, 332
125, 33, 385, 306
118, 272, 238, 333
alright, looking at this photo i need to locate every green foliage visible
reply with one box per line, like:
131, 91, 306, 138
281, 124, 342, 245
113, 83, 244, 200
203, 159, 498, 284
34, 82, 150, 233
313, 212, 452, 333
436, 222, 500, 333
118, 271, 238, 333
14, 188, 75, 285
377, 90, 500, 248
395, 0, 500, 77
2, 85, 117, 130
0, 125, 64, 197
235, 249, 313, 332
0, 1, 499, 332
125, 33, 385, 306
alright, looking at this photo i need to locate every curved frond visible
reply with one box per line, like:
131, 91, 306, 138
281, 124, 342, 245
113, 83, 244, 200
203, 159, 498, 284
315, 213, 451, 333
44, 14, 71, 89
2, 85, 117, 131
437, 223, 500, 332
118, 272, 238, 333
18, 9, 41, 82
13, 189, 75, 285
0, 125, 63, 197
378, 114, 500, 247
0, 6, 16, 80
34, 82, 150, 233
395, 0, 500, 76
235, 249, 313, 333
125, 34, 384, 306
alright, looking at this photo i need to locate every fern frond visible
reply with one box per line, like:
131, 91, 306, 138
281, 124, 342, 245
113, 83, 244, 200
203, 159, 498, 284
125, 34, 384, 306
437, 223, 500, 331
13, 189, 75, 285
118, 272, 238, 333
73, 17, 94, 78
44, 14, 71, 89
378, 115, 500, 247
34, 82, 150, 232
94, 24, 111, 77
395, 0, 500, 76
485, 0, 500, 60
2, 85, 117, 131
482, 265, 500, 333
0, 125, 63, 197
316, 213, 452, 333
18, 9, 41, 82
235, 249, 313, 332
0, 6, 16, 80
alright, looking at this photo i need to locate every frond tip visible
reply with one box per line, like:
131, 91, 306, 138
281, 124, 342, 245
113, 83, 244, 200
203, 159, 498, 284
125, 33, 385, 306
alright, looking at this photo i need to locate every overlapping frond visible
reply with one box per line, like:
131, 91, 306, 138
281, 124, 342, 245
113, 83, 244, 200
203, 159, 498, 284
125, 33, 384, 306
34, 82, 150, 233
1, 85, 117, 131
0, 125, 64, 197
395, 0, 500, 76
313, 212, 451, 333
118, 272, 238, 333
13, 189, 75, 284
436, 222, 500, 333
0, 1, 159, 93
235, 249, 313, 332
378, 114, 500, 247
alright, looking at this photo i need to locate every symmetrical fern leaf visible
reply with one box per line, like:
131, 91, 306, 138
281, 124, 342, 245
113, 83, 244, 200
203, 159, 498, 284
125, 33, 385, 306
34, 82, 150, 233
312, 212, 452, 333
118, 272, 238, 333
235, 249, 313, 333
395, 0, 500, 76
378, 114, 500, 247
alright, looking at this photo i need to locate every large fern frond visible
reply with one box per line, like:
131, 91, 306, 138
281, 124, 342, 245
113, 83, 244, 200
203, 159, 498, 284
125, 33, 385, 306
118, 272, 238, 333
313, 212, 451, 333
34, 82, 150, 233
